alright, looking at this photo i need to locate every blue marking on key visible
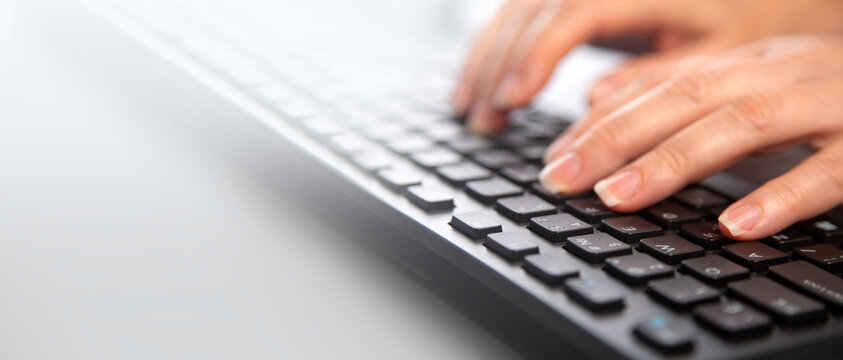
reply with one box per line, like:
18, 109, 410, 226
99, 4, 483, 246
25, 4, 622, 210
648, 316, 667, 328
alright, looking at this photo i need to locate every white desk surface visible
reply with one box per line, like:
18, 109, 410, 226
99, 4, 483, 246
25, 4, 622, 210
2, 1, 522, 358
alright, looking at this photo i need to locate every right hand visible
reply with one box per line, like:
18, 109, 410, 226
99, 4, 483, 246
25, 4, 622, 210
453, 0, 843, 134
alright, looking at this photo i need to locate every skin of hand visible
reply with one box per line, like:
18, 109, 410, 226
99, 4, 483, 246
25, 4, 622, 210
453, 0, 843, 134
539, 34, 843, 240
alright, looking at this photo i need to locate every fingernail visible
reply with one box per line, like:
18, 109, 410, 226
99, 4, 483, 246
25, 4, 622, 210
719, 203, 762, 237
539, 152, 580, 193
492, 74, 520, 109
452, 81, 471, 115
543, 132, 576, 164
593, 169, 641, 207
590, 79, 619, 104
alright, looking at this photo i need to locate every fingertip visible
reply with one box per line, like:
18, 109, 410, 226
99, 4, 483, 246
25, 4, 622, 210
452, 81, 473, 115
467, 102, 507, 135
491, 73, 523, 110
718, 203, 762, 240
538, 152, 581, 194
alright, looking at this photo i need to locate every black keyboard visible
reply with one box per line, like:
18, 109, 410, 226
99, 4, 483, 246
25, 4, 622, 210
96, 1, 843, 358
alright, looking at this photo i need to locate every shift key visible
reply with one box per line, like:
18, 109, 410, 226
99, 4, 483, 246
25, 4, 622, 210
769, 261, 843, 313
728, 278, 827, 325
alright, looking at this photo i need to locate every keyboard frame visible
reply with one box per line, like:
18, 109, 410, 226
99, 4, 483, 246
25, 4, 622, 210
88, 2, 843, 359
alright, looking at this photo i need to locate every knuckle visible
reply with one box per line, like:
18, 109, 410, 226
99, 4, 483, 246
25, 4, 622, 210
655, 144, 693, 178
585, 121, 625, 155
809, 152, 843, 193
766, 179, 809, 210
662, 70, 714, 107
723, 94, 781, 136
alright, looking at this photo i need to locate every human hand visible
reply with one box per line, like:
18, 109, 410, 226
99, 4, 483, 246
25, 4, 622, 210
453, 0, 843, 134
540, 35, 843, 240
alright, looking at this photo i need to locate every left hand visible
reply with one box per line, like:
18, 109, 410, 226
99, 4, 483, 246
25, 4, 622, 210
540, 34, 843, 240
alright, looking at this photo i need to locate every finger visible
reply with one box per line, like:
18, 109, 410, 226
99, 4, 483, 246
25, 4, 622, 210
545, 42, 730, 164
719, 138, 843, 240
590, 39, 725, 104
545, 35, 843, 163
490, 0, 717, 110
543, 69, 672, 164
539, 49, 838, 194
467, 1, 553, 134
592, 80, 843, 213
452, 0, 520, 115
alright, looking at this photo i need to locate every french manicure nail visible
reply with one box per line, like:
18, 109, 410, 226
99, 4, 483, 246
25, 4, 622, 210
539, 152, 580, 193
492, 74, 520, 109
718, 203, 761, 237
593, 169, 641, 207
543, 133, 576, 164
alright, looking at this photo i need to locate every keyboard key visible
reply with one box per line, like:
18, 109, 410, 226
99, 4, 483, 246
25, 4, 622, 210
514, 145, 545, 162
679, 222, 729, 250
647, 276, 720, 311
672, 187, 727, 210
349, 150, 395, 172
793, 243, 843, 273
527, 213, 592, 242
376, 167, 423, 192
405, 185, 454, 212
680, 255, 750, 287
435, 162, 492, 186
565, 197, 616, 223
384, 135, 434, 154
523, 254, 579, 285
418, 125, 462, 142
728, 278, 827, 325
449, 212, 503, 239
721, 242, 788, 272
444, 136, 493, 155
464, 177, 523, 204
564, 233, 631, 263
495, 194, 556, 223
484, 232, 539, 261
798, 216, 843, 242
638, 234, 705, 265
644, 202, 702, 230
600, 216, 663, 243
499, 164, 541, 186
605, 254, 673, 286
408, 147, 462, 168
761, 228, 815, 251
526, 111, 572, 127
633, 315, 695, 353
694, 301, 772, 338
565, 278, 625, 312
497, 133, 536, 148
705, 205, 728, 221
769, 261, 843, 313
361, 125, 409, 142
329, 133, 374, 155
469, 149, 523, 170
530, 183, 588, 206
